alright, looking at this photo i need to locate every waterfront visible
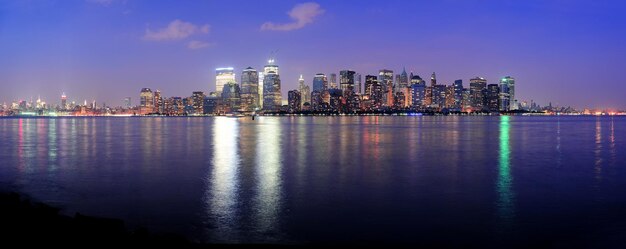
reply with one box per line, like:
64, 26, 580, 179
0, 116, 625, 246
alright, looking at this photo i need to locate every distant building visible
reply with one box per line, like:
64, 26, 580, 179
354, 73, 362, 94
339, 70, 356, 95
288, 90, 301, 113
487, 84, 500, 112
192, 91, 204, 114
139, 88, 154, 114
499, 76, 515, 111
216, 67, 235, 96
311, 90, 322, 111
221, 83, 241, 112
469, 77, 487, 111
124, 97, 131, 109
453, 79, 464, 110
241, 67, 259, 111
262, 70, 282, 111
378, 69, 394, 107
298, 75, 311, 108
61, 93, 67, 110
313, 73, 328, 92
329, 73, 338, 89
410, 75, 426, 109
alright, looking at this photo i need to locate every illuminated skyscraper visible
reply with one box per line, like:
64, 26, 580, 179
354, 73, 362, 94
124, 97, 132, 109
487, 84, 500, 112
430, 72, 437, 87
313, 73, 328, 92
139, 88, 154, 114
61, 93, 67, 110
469, 77, 487, 111
263, 67, 282, 111
288, 90, 301, 113
378, 69, 394, 106
410, 75, 426, 108
298, 75, 311, 107
329, 73, 337, 89
396, 68, 409, 92
453, 79, 464, 110
192, 91, 205, 114
499, 76, 515, 111
339, 70, 356, 94
154, 90, 163, 113
241, 67, 259, 111
258, 72, 264, 108
263, 59, 279, 75
216, 67, 235, 95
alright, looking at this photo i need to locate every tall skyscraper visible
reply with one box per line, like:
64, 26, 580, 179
287, 90, 301, 113
469, 77, 487, 111
154, 90, 163, 113
499, 76, 515, 111
192, 91, 204, 114
487, 84, 500, 112
354, 73, 362, 94
453, 79, 464, 109
258, 72, 264, 108
365, 75, 378, 97
215, 67, 235, 95
61, 93, 67, 110
241, 67, 259, 111
298, 75, 311, 107
329, 73, 337, 89
339, 70, 356, 94
124, 97, 131, 109
263, 59, 282, 111
139, 88, 154, 114
410, 75, 426, 108
378, 69, 394, 106
397, 68, 409, 92
221, 83, 241, 111
313, 73, 328, 92
430, 72, 437, 87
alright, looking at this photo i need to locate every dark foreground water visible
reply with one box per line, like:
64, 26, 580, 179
0, 116, 625, 246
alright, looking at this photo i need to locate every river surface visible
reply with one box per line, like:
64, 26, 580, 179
1, 116, 625, 246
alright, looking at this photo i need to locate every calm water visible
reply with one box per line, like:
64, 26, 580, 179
1, 116, 625, 246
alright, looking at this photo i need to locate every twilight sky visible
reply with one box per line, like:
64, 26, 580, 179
1, 0, 625, 109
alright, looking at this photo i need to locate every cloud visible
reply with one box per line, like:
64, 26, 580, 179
143, 20, 210, 41
261, 2, 325, 31
187, 40, 214, 50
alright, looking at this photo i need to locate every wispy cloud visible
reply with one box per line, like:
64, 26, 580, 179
143, 20, 210, 41
187, 40, 214, 50
261, 2, 325, 31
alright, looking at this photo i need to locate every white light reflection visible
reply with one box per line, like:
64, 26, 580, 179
254, 117, 283, 240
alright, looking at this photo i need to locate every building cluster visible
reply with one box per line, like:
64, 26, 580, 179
136, 58, 526, 115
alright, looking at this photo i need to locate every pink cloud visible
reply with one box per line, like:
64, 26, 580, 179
261, 2, 325, 31
143, 20, 210, 41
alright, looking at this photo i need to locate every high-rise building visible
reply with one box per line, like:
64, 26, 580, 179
298, 75, 311, 107
378, 69, 394, 107
263, 59, 279, 75
410, 75, 426, 109
263, 70, 282, 111
329, 73, 337, 89
453, 79, 464, 110
139, 88, 154, 114
124, 97, 132, 109
258, 72, 264, 108
313, 73, 328, 92
487, 84, 500, 112
241, 67, 259, 111
311, 90, 322, 111
502, 76, 516, 110
216, 67, 235, 95
192, 91, 204, 114
354, 73, 362, 94
339, 70, 356, 95
61, 93, 67, 110
221, 83, 241, 112
396, 68, 409, 92
430, 72, 437, 87
287, 90, 301, 113
469, 77, 487, 111
499, 76, 514, 111
154, 90, 163, 113
365, 75, 378, 97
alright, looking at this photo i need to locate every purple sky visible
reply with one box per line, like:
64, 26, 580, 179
1, 0, 625, 109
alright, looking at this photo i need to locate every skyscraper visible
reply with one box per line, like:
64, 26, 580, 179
139, 88, 154, 114
258, 72, 264, 108
313, 73, 328, 92
430, 72, 437, 87
154, 90, 163, 113
410, 75, 426, 109
216, 67, 235, 95
503, 76, 516, 110
453, 79, 464, 110
487, 84, 500, 112
355, 73, 362, 94
499, 76, 514, 111
61, 93, 67, 110
221, 83, 241, 112
263, 59, 279, 75
378, 69, 394, 107
263, 68, 281, 111
241, 67, 259, 111
339, 70, 356, 95
469, 77, 487, 111
124, 97, 131, 109
397, 67, 409, 92
365, 75, 378, 97
192, 91, 204, 114
298, 75, 311, 107
329, 73, 337, 89
287, 90, 301, 113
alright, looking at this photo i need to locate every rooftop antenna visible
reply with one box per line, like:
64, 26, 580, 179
268, 49, 279, 64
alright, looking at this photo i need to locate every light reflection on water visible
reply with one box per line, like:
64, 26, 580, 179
0, 116, 625, 246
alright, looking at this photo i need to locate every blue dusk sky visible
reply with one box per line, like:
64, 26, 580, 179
0, 0, 625, 108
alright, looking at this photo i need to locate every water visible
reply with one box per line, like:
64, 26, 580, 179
1, 116, 625, 246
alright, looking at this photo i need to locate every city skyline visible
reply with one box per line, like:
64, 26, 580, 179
1, 1, 625, 108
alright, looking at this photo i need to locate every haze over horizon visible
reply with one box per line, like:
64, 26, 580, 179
1, 0, 625, 109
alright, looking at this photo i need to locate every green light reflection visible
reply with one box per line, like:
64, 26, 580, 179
497, 116, 514, 221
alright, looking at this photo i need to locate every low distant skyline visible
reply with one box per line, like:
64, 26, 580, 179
1, 0, 625, 108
